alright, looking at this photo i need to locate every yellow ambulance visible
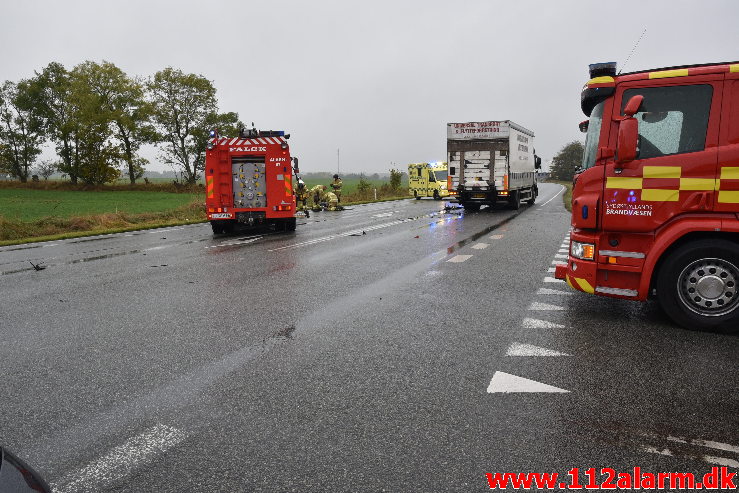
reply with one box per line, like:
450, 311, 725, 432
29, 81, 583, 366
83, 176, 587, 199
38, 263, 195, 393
408, 162, 450, 200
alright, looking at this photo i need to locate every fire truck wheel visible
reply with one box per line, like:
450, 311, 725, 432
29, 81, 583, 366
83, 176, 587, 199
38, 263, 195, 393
656, 239, 739, 333
210, 221, 224, 234
509, 190, 521, 210
285, 218, 297, 232
433, 190, 441, 200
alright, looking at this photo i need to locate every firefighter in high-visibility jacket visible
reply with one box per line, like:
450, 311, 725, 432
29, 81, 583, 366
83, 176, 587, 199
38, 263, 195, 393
295, 179, 310, 218
330, 174, 343, 202
310, 185, 326, 212
325, 191, 342, 211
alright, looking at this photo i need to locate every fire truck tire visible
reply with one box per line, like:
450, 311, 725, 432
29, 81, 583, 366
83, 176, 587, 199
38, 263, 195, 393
462, 203, 480, 212
656, 239, 739, 333
509, 190, 521, 210
284, 218, 297, 231
210, 221, 224, 234
433, 190, 441, 200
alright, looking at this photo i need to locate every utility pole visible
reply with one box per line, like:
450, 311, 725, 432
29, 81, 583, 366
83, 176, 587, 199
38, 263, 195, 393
337, 148, 340, 175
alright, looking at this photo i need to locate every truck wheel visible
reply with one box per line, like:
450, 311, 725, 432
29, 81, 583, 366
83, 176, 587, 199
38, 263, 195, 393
222, 220, 235, 234
527, 187, 537, 205
414, 191, 421, 200
656, 239, 739, 333
284, 217, 297, 231
210, 221, 224, 235
462, 203, 480, 212
509, 190, 520, 210
433, 190, 441, 200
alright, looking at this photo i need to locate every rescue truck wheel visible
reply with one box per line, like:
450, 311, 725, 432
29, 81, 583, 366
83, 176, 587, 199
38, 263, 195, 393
509, 190, 521, 210
462, 203, 480, 212
414, 191, 421, 200
433, 190, 441, 200
657, 239, 739, 333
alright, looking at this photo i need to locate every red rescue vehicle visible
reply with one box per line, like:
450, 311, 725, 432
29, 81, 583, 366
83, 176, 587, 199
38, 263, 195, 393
204, 127, 297, 234
555, 61, 739, 333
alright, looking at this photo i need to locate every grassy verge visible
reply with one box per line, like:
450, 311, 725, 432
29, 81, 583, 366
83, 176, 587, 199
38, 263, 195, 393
0, 201, 205, 246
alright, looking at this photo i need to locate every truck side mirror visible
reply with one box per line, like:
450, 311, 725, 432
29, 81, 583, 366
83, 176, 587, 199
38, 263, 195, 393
534, 155, 542, 169
616, 118, 639, 164
615, 94, 643, 165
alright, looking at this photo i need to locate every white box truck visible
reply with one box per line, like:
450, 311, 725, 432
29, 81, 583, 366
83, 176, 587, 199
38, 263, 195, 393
447, 121, 541, 210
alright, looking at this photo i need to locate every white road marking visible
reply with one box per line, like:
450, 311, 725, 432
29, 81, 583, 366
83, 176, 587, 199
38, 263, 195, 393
487, 371, 569, 393
547, 267, 556, 272
205, 236, 262, 249
490, 234, 504, 240
536, 288, 574, 296
506, 342, 571, 356
528, 301, 564, 311
554, 253, 568, 259
372, 212, 394, 218
536, 185, 566, 207
269, 218, 411, 251
641, 445, 674, 456
522, 317, 565, 329
471, 243, 489, 250
558, 248, 568, 253
51, 424, 186, 493
552, 260, 566, 265
703, 455, 739, 468
447, 254, 472, 263
544, 277, 565, 283
667, 436, 739, 454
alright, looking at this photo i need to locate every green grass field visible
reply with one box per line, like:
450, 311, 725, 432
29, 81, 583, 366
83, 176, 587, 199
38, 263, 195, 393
0, 189, 203, 222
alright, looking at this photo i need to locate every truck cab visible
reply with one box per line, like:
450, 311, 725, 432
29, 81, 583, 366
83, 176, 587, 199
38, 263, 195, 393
555, 61, 739, 332
408, 162, 450, 200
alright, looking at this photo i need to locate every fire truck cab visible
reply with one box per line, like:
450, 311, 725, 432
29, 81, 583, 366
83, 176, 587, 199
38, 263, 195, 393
204, 128, 297, 234
555, 61, 739, 333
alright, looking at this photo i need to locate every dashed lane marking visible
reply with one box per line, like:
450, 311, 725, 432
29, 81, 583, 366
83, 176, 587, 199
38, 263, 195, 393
522, 317, 566, 329
51, 424, 186, 493
547, 267, 556, 273
447, 254, 473, 263
554, 253, 568, 259
471, 243, 489, 250
487, 371, 569, 393
528, 301, 565, 311
490, 234, 504, 240
205, 236, 263, 249
544, 277, 564, 283
536, 288, 573, 296
552, 260, 566, 265
666, 436, 739, 454
506, 342, 571, 357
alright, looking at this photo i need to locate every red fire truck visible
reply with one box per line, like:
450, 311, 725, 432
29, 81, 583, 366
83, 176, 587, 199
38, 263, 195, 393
555, 61, 739, 333
204, 128, 297, 234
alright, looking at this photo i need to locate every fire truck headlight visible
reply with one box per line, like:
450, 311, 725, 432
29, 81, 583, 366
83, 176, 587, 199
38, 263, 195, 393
281, 142, 288, 150
571, 241, 595, 261
206, 142, 214, 150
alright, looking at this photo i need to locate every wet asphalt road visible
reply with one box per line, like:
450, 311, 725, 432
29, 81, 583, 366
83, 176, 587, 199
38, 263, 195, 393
0, 182, 737, 492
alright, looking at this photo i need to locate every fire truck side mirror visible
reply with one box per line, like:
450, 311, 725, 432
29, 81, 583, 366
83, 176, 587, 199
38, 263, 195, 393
616, 117, 639, 164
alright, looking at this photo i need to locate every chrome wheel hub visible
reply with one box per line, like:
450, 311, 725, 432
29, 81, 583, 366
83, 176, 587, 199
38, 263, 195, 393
678, 258, 739, 316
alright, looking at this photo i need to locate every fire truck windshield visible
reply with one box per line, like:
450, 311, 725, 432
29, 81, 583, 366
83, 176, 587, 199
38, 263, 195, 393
581, 100, 605, 170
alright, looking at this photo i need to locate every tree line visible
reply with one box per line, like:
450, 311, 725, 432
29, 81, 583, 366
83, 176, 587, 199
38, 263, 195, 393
0, 61, 242, 185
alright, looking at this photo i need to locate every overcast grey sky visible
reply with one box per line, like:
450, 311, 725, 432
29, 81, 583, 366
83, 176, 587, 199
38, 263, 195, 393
2, 0, 738, 173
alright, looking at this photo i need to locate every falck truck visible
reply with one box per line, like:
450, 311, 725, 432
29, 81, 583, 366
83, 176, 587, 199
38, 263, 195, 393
447, 121, 541, 210
555, 61, 739, 333
204, 128, 297, 234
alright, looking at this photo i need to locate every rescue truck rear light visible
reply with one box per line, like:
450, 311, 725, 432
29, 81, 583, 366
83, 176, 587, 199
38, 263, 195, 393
571, 241, 595, 261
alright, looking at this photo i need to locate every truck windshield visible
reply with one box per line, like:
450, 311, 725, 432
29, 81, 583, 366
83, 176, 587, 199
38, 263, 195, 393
581, 100, 605, 170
